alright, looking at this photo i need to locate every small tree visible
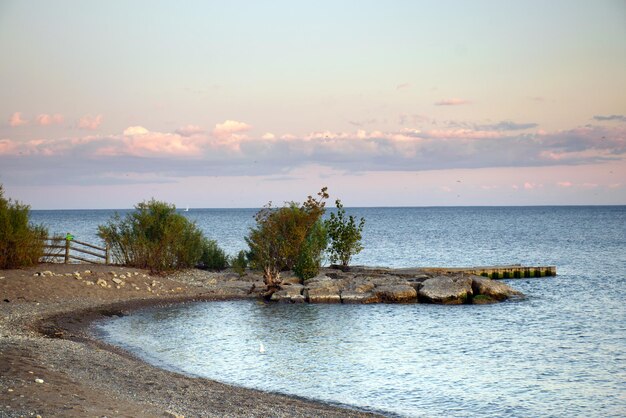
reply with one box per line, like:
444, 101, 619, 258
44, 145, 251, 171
98, 199, 209, 273
246, 188, 328, 289
294, 220, 328, 281
0, 185, 47, 269
325, 199, 365, 267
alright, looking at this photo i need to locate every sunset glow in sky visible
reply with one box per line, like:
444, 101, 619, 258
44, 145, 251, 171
1, 0, 625, 208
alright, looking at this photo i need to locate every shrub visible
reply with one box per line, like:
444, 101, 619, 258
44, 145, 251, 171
246, 188, 328, 288
231, 250, 248, 276
325, 199, 365, 267
200, 239, 228, 270
294, 220, 328, 281
97, 199, 206, 273
0, 185, 47, 269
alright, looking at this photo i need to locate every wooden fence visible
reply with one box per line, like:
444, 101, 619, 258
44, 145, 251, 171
42, 237, 109, 264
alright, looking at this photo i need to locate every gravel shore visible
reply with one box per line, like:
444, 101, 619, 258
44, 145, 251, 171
0, 264, 381, 417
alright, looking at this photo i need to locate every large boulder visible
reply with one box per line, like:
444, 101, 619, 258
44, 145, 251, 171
374, 285, 418, 303
304, 275, 342, 303
270, 284, 305, 303
471, 276, 524, 302
418, 276, 473, 304
340, 290, 380, 304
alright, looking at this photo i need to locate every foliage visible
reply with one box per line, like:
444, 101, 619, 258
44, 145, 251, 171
325, 199, 365, 267
97, 199, 206, 273
246, 187, 329, 287
293, 220, 328, 281
200, 239, 228, 270
231, 250, 248, 277
0, 185, 47, 269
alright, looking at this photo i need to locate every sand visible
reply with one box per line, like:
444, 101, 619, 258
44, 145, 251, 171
0, 264, 380, 417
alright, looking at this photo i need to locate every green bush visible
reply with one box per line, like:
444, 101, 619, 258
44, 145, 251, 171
231, 250, 248, 276
325, 199, 365, 267
246, 188, 328, 288
0, 185, 47, 269
200, 239, 228, 270
294, 220, 328, 281
97, 199, 206, 273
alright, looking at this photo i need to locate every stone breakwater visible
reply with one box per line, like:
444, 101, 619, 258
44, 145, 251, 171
273, 267, 523, 304
179, 266, 525, 305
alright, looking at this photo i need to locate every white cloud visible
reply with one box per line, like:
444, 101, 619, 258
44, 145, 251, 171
212, 120, 251, 139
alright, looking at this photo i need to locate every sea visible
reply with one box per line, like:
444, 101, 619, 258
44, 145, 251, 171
31, 206, 626, 417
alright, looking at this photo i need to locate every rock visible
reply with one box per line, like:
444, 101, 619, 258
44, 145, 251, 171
418, 276, 473, 304
375, 284, 418, 303
271, 284, 305, 303
340, 290, 380, 304
112, 277, 124, 285
42, 270, 53, 276
96, 278, 108, 287
120, 274, 126, 279
304, 276, 342, 303
281, 275, 302, 285
84, 270, 92, 274
471, 276, 524, 301
35, 378, 44, 384
164, 412, 184, 418
85, 281, 94, 286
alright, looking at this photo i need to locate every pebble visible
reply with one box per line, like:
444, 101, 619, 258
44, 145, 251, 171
84, 270, 92, 274
35, 378, 44, 384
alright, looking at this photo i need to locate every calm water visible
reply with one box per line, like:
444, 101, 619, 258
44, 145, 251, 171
33, 207, 626, 417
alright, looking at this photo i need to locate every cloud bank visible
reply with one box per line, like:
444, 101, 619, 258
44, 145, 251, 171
1, 120, 624, 186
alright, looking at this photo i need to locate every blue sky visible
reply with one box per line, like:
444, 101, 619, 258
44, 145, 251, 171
1, 0, 625, 208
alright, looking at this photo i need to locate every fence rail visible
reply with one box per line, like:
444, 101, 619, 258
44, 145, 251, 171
42, 237, 110, 264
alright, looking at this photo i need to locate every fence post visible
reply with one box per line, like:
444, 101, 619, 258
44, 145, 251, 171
105, 244, 110, 265
64, 239, 70, 264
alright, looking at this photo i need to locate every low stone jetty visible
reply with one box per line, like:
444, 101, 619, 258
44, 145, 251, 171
420, 265, 557, 279
267, 266, 525, 305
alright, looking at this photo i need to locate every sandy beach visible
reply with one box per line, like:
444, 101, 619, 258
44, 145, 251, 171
0, 264, 379, 417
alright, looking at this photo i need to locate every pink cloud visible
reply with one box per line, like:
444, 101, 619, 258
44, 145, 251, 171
421, 129, 500, 139
557, 181, 573, 187
97, 126, 204, 157
175, 125, 204, 137
9, 112, 28, 127
212, 120, 251, 139
36, 113, 64, 126
524, 182, 535, 190
434, 98, 470, 106
77, 114, 103, 130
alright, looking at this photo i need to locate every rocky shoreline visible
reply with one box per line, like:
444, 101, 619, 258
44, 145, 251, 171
1, 263, 523, 417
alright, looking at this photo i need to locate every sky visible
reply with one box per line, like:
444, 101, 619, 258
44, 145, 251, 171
1, 0, 625, 209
